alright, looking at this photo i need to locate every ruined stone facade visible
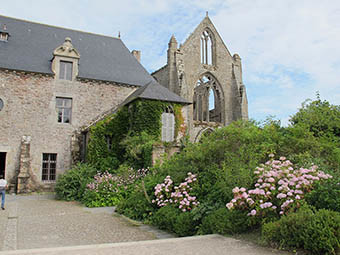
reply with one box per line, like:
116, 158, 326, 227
152, 15, 248, 141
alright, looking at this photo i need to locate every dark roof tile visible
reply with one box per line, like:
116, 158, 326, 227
0, 15, 153, 86
122, 80, 191, 105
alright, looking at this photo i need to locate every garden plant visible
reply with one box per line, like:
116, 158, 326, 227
56, 96, 340, 254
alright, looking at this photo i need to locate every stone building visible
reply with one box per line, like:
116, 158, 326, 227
0, 14, 247, 192
0, 15, 160, 192
152, 14, 248, 141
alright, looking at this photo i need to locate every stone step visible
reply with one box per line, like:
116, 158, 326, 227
0, 235, 291, 255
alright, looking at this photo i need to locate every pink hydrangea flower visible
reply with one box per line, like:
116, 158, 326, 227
226, 203, 233, 210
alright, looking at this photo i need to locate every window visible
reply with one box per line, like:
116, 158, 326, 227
0, 24, 9, 42
161, 107, 175, 142
59, 61, 73, 80
42, 153, 57, 181
193, 74, 224, 123
200, 30, 213, 65
105, 135, 113, 151
0, 32, 8, 42
56, 97, 72, 123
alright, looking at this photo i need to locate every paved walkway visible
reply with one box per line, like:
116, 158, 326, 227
0, 194, 292, 254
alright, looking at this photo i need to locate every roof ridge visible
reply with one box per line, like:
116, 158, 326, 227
151, 64, 168, 75
0, 14, 121, 40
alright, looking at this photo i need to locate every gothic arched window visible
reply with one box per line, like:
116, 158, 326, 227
200, 29, 213, 65
161, 107, 175, 142
193, 74, 224, 123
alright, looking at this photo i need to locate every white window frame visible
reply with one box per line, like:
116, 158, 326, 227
56, 97, 72, 124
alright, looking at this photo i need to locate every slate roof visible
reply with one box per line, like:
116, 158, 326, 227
81, 80, 191, 131
122, 79, 191, 105
0, 15, 153, 86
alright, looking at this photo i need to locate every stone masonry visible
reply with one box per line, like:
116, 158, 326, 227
0, 14, 249, 192
152, 15, 248, 141
0, 69, 135, 191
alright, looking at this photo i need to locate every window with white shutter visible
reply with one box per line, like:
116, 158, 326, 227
161, 108, 175, 142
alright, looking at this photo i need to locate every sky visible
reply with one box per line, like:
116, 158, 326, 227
1, 0, 339, 125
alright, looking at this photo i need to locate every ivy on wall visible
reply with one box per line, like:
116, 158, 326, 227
86, 99, 184, 171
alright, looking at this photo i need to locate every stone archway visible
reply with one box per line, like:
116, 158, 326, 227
193, 73, 224, 124
194, 127, 214, 143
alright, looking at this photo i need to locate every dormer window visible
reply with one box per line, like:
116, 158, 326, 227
59, 61, 73, 80
0, 24, 10, 42
0, 33, 8, 41
52, 37, 80, 81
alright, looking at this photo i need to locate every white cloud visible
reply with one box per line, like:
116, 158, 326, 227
1, 0, 339, 125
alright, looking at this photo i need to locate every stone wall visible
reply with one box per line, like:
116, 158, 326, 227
152, 144, 180, 166
0, 69, 135, 190
152, 16, 248, 142
152, 66, 169, 90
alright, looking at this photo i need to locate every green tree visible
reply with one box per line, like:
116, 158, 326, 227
290, 94, 340, 139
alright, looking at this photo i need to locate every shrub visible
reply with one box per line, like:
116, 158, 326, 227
82, 171, 123, 207
227, 155, 332, 219
151, 206, 179, 233
262, 205, 340, 255
55, 163, 97, 201
262, 205, 313, 249
154, 121, 280, 207
152, 173, 199, 212
116, 175, 161, 221
83, 167, 149, 207
120, 132, 156, 169
82, 189, 121, 208
286, 96, 340, 174
173, 211, 197, 237
290, 96, 340, 138
305, 177, 340, 212
200, 208, 249, 235
116, 188, 155, 221
150, 206, 197, 236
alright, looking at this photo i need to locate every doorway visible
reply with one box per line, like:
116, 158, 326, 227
0, 152, 6, 178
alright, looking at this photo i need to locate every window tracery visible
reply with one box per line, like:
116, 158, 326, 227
193, 74, 223, 123
200, 29, 213, 65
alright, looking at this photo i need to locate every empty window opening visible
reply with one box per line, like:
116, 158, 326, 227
56, 97, 72, 123
105, 135, 113, 152
0, 152, 6, 178
59, 61, 73, 81
209, 88, 215, 111
80, 132, 88, 162
42, 153, 57, 181
193, 74, 223, 123
0, 98, 3, 111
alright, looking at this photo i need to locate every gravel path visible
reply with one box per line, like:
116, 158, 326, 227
0, 194, 160, 251
0, 194, 292, 255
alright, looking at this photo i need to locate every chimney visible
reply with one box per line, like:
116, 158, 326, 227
131, 50, 141, 62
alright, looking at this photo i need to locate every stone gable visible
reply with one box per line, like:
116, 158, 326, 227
152, 15, 248, 142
